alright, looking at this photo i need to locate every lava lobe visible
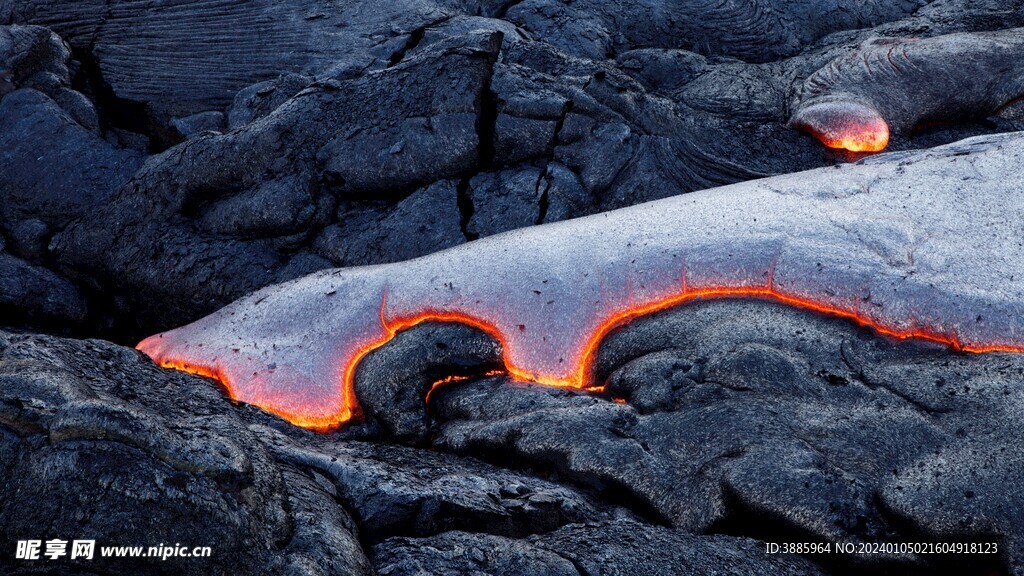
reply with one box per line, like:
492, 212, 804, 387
789, 100, 890, 153
790, 30, 1024, 153
138, 135, 1024, 431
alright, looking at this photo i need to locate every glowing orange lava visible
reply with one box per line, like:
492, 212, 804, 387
790, 100, 890, 153
154, 358, 344, 431
149, 281, 1024, 432
816, 124, 889, 153
426, 370, 506, 406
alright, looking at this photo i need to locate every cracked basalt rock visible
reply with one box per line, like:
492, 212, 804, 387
0, 25, 141, 331
0, 0, 935, 124
0, 331, 371, 576
354, 322, 504, 443
262, 426, 629, 542
2, 0, 468, 127
52, 32, 500, 333
0, 25, 138, 245
500, 0, 928, 63
0, 24, 98, 130
0, 248, 88, 328
314, 180, 467, 267
0, 89, 141, 230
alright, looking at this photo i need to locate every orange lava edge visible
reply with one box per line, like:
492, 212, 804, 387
152, 359, 345, 431
790, 106, 890, 153
819, 133, 889, 153
426, 370, 506, 407
146, 285, 1024, 432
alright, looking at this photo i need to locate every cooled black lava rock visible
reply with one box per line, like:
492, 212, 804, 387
0, 249, 88, 328
0, 24, 98, 130
354, 322, 503, 443
0, 88, 141, 230
0, 25, 141, 332
263, 427, 629, 542
0, 331, 390, 576
53, 31, 501, 333
372, 521, 828, 576
413, 299, 1024, 575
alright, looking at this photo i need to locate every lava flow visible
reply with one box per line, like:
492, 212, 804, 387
136, 140, 1024, 433
140, 277, 1024, 432
789, 100, 890, 152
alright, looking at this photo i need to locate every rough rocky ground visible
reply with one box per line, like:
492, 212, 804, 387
1, 0, 1023, 339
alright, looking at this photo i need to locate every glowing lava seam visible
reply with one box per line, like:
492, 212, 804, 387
149, 281, 1024, 432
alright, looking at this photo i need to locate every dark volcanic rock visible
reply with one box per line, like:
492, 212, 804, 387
501, 0, 927, 62
0, 89, 141, 228
51, 32, 500, 333
0, 0, 930, 121
2, 0, 464, 123
313, 180, 466, 267
0, 26, 141, 233
373, 521, 827, 576
0, 24, 98, 130
263, 428, 628, 542
226, 73, 313, 130
0, 331, 372, 576
375, 530, 581, 576
0, 249, 87, 327
0, 25, 140, 332
355, 323, 504, 443
422, 299, 1024, 574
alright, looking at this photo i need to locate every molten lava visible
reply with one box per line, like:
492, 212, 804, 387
426, 370, 506, 406
790, 100, 890, 153
137, 138, 1024, 433
141, 278, 1024, 432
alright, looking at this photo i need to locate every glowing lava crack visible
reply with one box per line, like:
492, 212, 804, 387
139, 134, 1024, 431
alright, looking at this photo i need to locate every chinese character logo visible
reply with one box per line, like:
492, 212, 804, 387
15, 540, 41, 560
71, 540, 95, 560
45, 539, 68, 560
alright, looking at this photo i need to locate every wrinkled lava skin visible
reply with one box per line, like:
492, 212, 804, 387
790, 29, 1024, 152
139, 134, 1024, 430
